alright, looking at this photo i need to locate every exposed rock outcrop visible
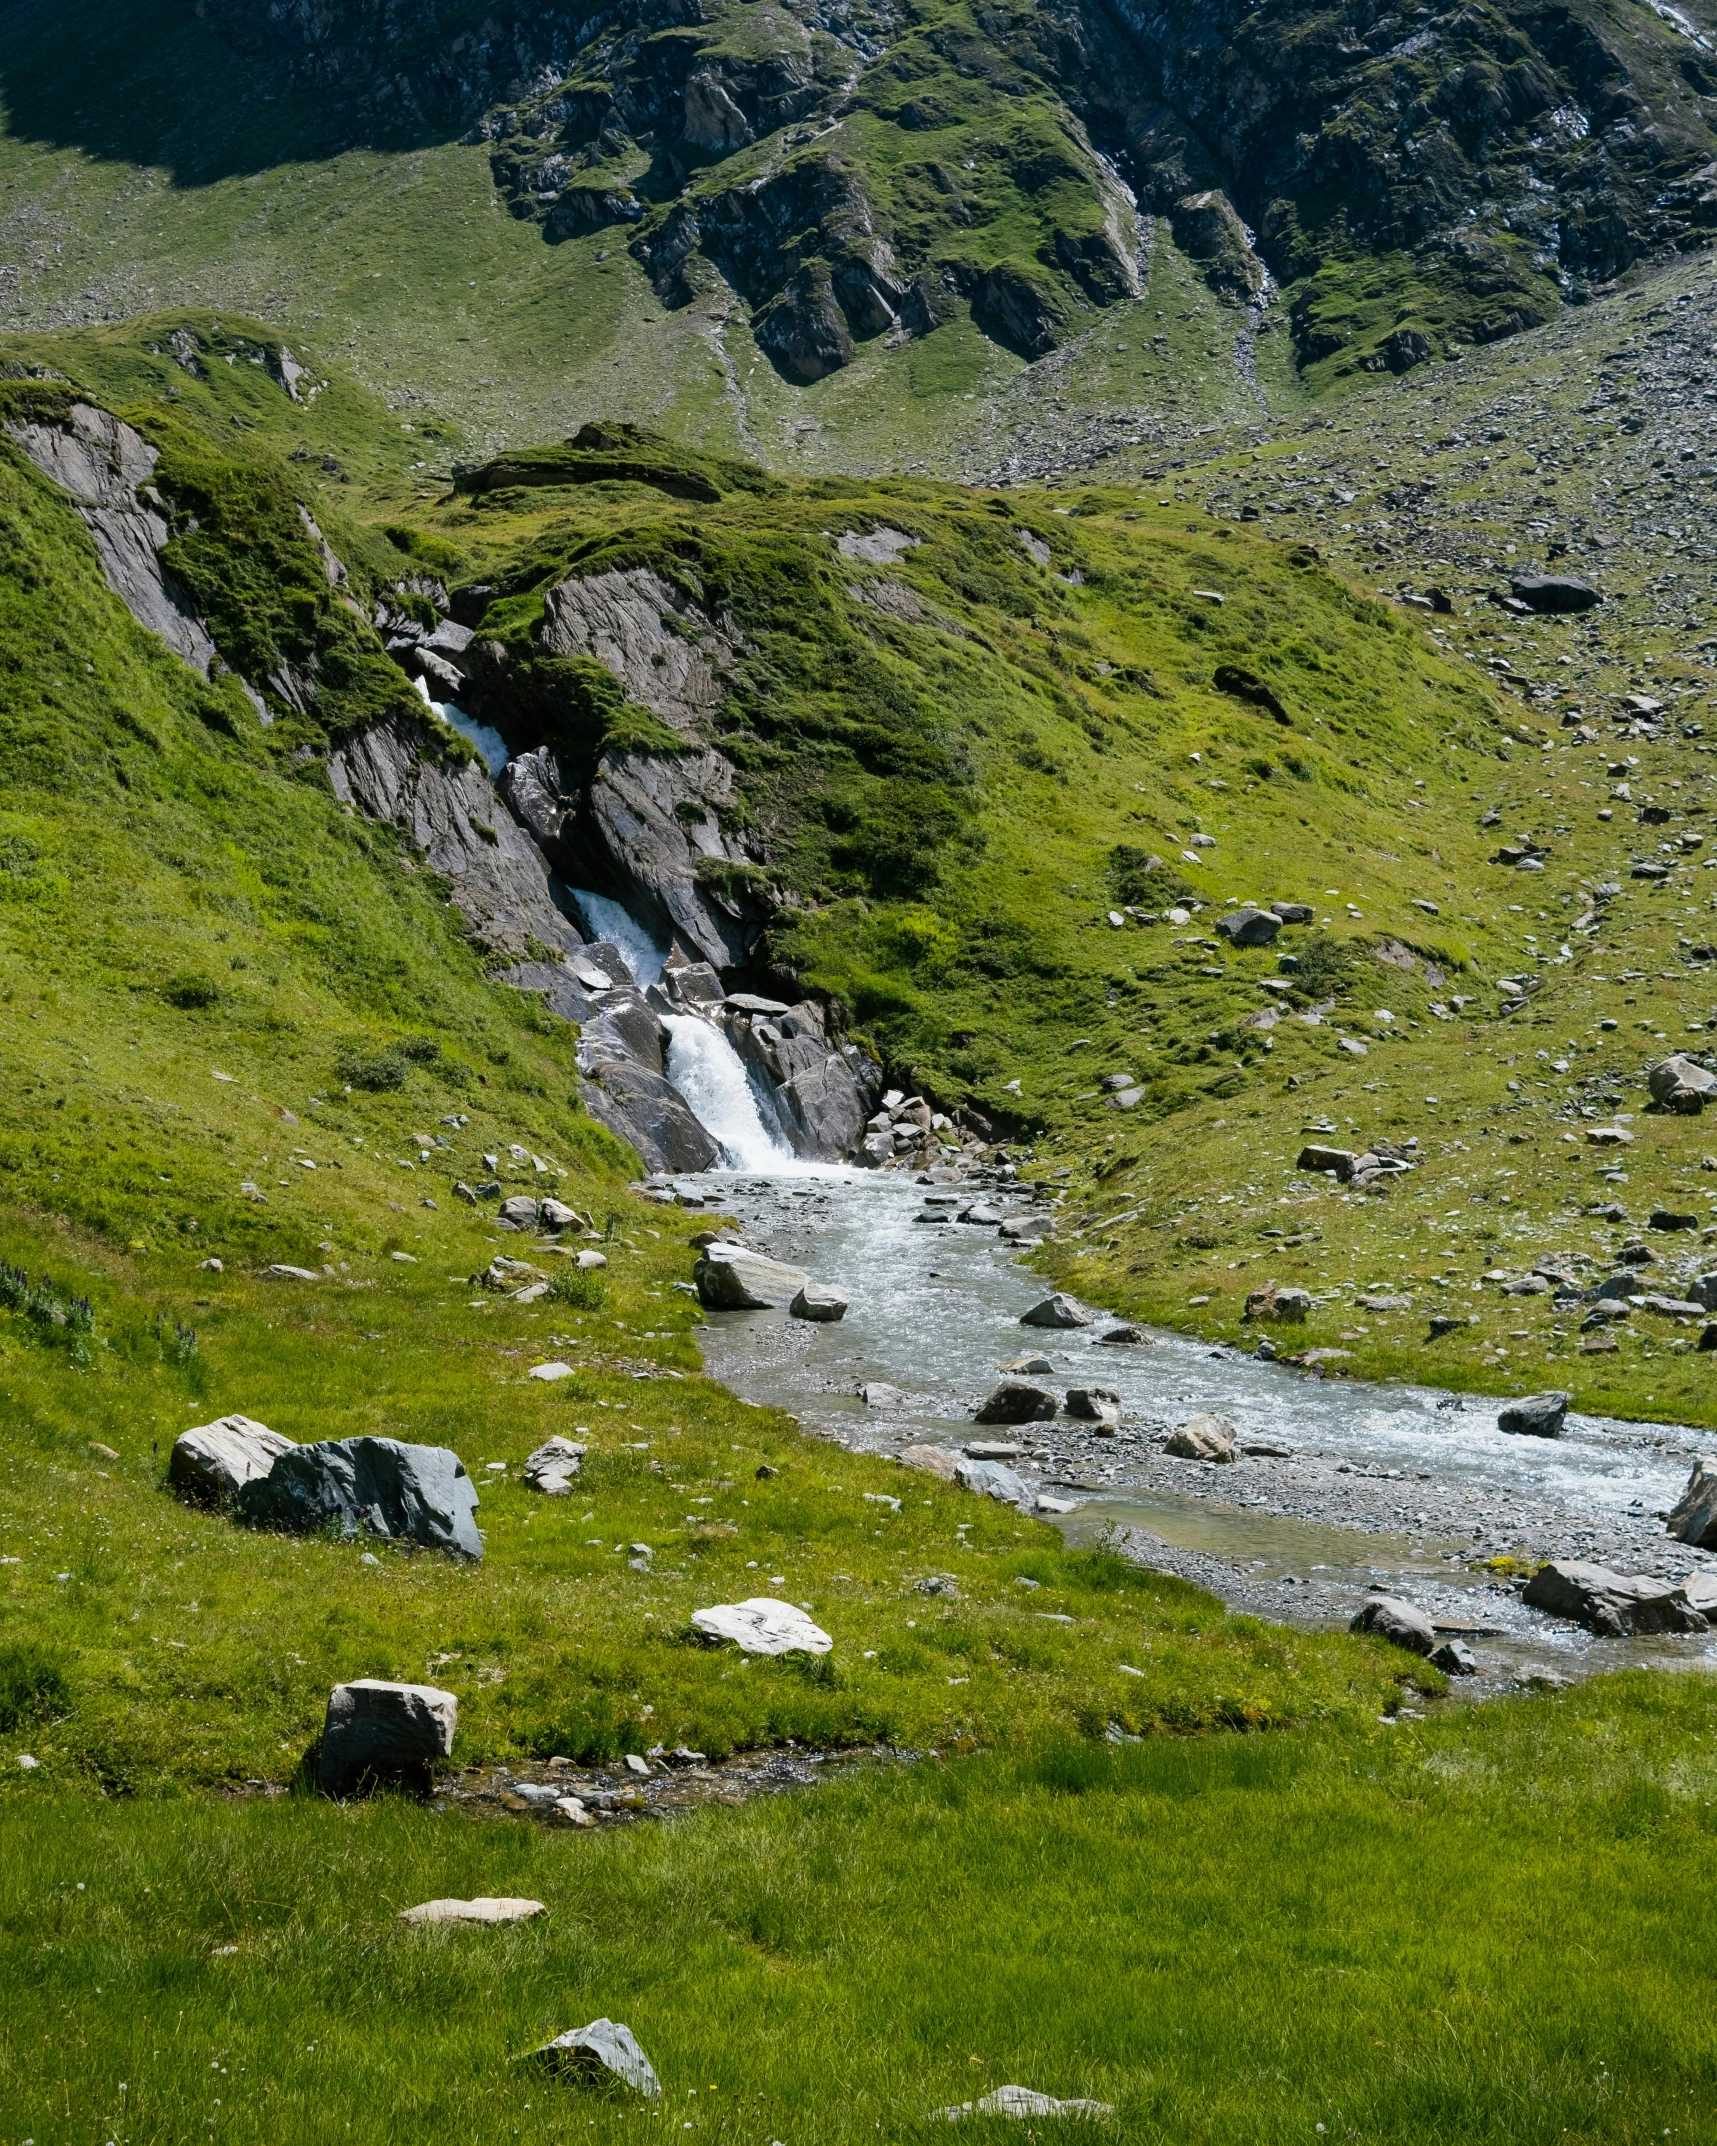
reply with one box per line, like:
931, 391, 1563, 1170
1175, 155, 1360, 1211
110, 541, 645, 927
1169, 190, 1267, 304
5, 402, 218, 673
536, 568, 738, 735
328, 717, 584, 958
722, 997, 881, 1159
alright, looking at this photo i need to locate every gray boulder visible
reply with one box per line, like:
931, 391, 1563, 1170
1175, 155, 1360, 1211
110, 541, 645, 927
973, 1381, 1057, 1425
1296, 1144, 1354, 1178
1648, 1054, 1717, 1114
1164, 1413, 1237, 1462
1349, 1595, 1436, 1656
693, 1242, 808, 1309
498, 1194, 540, 1227
318, 1678, 457, 1796
523, 1435, 589, 1496
1020, 1294, 1091, 1329
1691, 1276, 1717, 1313
1214, 906, 1282, 946
169, 1415, 296, 1503
1668, 1456, 1717, 1549
528, 2018, 662, 2096
1244, 1284, 1310, 1323
1509, 574, 1601, 613
1498, 1392, 1570, 1439
1270, 902, 1315, 924
789, 1282, 848, 1322
1522, 1558, 1709, 1636
238, 1436, 483, 1559
955, 1458, 1030, 1505
1064, 1387, 1122, 1426
1431, 1639, 1479, 1676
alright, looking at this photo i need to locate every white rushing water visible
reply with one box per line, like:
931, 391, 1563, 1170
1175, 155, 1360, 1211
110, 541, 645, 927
567, 887, 670, 988
561, 890, 797, 1171
662, 1015, 797, 1171
413, 677, 510, 776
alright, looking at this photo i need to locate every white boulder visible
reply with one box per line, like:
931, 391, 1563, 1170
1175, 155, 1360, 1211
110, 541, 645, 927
169, 1415, 296, 1504
689, 1597, 832, 1656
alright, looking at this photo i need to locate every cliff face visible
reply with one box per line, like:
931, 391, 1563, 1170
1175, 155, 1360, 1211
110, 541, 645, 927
201, 0, 1716, 378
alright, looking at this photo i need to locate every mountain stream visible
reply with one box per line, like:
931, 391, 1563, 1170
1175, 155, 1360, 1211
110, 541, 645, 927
673, 1166, 1717, 1693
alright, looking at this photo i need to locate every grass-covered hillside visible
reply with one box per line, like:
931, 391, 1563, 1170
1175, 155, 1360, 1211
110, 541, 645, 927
10, 302, 1717, 1437
3, 287, 1717, 2145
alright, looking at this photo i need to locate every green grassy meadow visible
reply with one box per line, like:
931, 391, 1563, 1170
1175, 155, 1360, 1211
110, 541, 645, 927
6, 1677, 1717, 2143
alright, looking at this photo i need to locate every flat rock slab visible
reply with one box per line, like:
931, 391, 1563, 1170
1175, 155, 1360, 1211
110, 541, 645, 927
900, 1443, 959, 1479
170, 1415, 296, 1503
690, 1597, 832, 1655
527, 1360, 575, 1381
693, 1243, 809, 1309
1523, 1559, 1709, 1636
399, 1897, 546, 1926
939, 2085, 1115, 2121
529, 2017, 661, 2096
319, 1679, 457, 1797
238, 1435, 483, 1559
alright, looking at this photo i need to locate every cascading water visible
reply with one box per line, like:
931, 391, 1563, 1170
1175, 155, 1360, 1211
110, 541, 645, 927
565, 887, 670, 989
564, 886, 795, 1171
412, 676, 510, 777
661, 1014, 795, 1172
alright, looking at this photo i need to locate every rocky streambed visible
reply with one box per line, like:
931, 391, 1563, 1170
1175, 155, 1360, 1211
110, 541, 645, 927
681, 1162, 1717, 1694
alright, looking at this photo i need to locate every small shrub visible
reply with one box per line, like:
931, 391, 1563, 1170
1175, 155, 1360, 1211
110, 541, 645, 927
0, 1643, 70, 1732
1108, 845, 1197, 909
163, 973, 221, 1009
548, 1267, 607, 1311
336, 1043, 409, 1091
1283, 931, 1359, 1004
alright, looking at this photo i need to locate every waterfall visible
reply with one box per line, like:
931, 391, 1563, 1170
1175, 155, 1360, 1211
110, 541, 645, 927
413, 676, 510, 777
662, 1015, 795, 1172
565, 888, 795, 1171
566, 887, 670, 988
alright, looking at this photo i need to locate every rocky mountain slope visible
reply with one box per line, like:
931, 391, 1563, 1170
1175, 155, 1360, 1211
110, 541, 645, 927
2, 0, 1712, 468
